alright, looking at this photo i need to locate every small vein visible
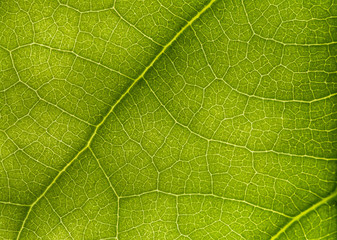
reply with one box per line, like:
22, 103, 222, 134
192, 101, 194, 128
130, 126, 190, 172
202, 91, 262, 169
19, 81, 95, 127
10, 42, 135, 81
191, 23, 337, 104
0, 201, 30, 207
54, 0, 163, 47
119, 189, 292, 219
113, 8, 164, 47
88, 147, 120, 238
144, 78, 337, 162
89, 147, 118, 197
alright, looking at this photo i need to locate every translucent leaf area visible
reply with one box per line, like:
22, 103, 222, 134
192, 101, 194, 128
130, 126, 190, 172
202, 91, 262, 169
0, 0, 337, 239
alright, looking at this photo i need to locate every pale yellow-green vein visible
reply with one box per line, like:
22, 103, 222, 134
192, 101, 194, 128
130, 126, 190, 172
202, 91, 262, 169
15, 0, 217, 238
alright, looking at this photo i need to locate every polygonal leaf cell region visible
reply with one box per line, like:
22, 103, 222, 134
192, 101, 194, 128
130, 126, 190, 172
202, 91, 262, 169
0, 0, 336, 239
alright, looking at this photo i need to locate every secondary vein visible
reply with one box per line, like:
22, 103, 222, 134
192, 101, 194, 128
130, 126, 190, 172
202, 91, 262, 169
270, 189, 337, 240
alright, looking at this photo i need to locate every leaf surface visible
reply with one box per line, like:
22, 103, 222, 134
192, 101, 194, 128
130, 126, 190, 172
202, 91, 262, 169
0, 0, 337, 239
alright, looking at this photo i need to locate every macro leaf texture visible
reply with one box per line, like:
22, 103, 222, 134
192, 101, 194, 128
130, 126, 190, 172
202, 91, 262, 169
0, 0, 337, 239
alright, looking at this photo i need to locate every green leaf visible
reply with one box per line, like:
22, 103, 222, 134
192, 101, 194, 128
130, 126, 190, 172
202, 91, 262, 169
1, 0, 337, 239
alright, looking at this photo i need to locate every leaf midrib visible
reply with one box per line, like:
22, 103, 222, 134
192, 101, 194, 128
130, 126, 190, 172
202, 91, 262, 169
15, 0, 217, 238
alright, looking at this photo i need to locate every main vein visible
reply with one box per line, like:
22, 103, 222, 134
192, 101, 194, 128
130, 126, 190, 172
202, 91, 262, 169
15, 0, 217, 238
271, 189, 337, 240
